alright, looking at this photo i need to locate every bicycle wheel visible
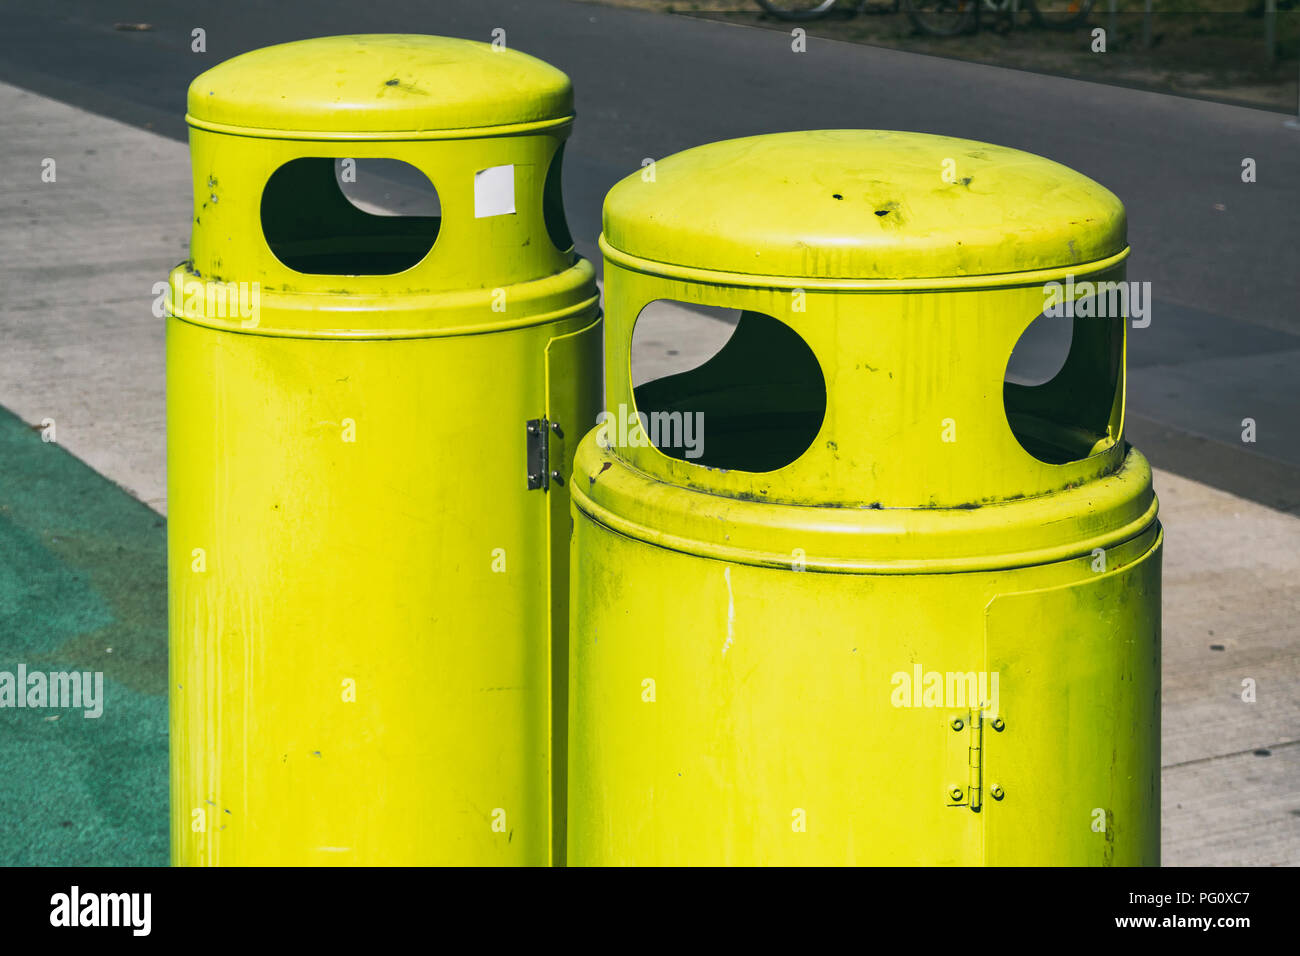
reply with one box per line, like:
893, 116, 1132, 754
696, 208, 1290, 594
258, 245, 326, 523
754, 0, 840, 20
1029, 0, 1094, 29
904, 0, 978, 36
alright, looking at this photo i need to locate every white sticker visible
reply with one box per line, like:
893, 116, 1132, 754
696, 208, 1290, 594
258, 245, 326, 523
474, 165, 516, 218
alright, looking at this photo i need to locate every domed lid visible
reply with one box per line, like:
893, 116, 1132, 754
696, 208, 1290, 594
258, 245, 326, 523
601, 130, 1127, 283
187, 35, 573, 138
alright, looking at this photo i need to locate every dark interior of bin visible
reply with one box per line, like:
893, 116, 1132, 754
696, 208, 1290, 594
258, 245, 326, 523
260, 157, 439, 275
542, 144, 573, 252
1003, 306, 1124, 465
632, 309, 826, 473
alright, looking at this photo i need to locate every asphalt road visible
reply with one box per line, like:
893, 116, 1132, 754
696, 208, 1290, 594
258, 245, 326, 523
1, 0, 1297, 508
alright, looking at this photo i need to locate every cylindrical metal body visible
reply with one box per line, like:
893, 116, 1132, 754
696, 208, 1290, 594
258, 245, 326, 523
168, 36, 600, 865
569, 130, 1161, 865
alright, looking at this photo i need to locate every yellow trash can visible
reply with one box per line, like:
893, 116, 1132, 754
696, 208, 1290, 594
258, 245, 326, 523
167, 35, 600, 865
569, 130, 1160, 865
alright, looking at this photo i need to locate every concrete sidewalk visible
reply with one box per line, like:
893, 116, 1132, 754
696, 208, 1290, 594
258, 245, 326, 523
0, 85, 182, 513
0, 80, 1295, 865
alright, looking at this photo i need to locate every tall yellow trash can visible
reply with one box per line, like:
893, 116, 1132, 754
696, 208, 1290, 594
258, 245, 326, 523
569, 130, 1160, 865
167, 36, 600, 865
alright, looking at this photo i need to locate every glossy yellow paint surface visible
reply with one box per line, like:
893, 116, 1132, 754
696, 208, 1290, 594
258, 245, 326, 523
168, 36, 599, 865
569, 131, 1161, 865
601, 130, 1127, 282
187, 34, 574, 137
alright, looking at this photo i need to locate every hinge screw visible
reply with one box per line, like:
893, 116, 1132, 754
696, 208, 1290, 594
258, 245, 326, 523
949, 786, 965, 801
951, 717, 964, 731
550, 421, 563, 437
990, 784, 1005, 800
991, 718, 1005, 731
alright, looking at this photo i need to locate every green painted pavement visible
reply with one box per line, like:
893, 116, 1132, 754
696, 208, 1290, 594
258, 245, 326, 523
0, 406, 167, 866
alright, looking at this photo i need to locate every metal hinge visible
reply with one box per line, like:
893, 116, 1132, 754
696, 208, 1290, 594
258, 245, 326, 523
526, 418, 564, 491
946, 708, 1004, 811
